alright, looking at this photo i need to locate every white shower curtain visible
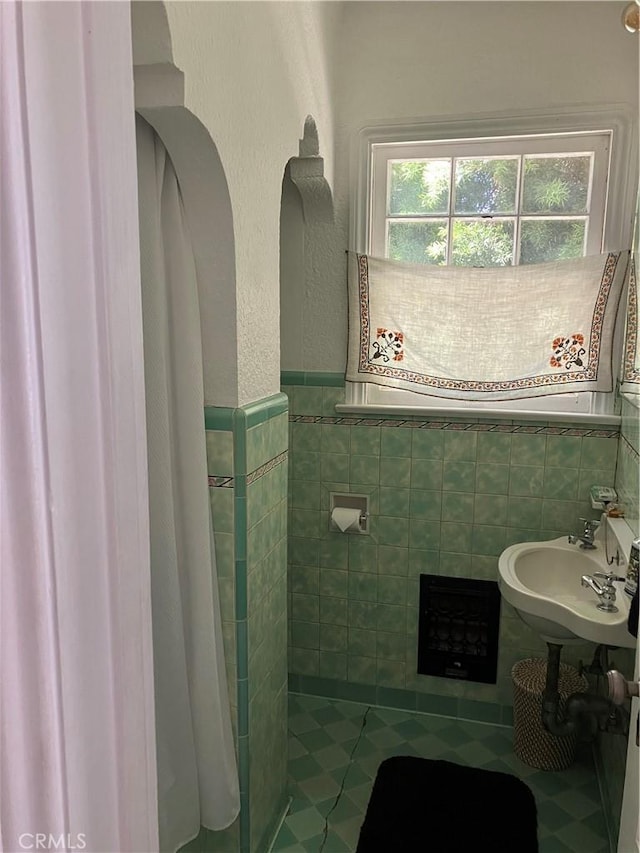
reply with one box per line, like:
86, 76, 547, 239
136, 117, 240, 853
1, 4, 158, 852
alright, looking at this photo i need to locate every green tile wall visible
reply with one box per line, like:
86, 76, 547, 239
202, 394, 289, 853
598, 396, 640, 846
285, 381, 621, 719
617, 398, 640, 537
246, 453, 288, 853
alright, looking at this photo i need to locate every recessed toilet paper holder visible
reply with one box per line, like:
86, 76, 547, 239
329, 493, 369, 534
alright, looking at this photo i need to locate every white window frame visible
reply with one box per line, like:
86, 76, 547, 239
343, 106, 637, 424
370, 134, 609, 265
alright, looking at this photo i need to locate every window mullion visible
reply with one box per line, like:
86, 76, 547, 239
514, 154, 524, 264
447, 157, 455, 264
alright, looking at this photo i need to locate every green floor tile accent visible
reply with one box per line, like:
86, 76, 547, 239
275, 694, 611, 853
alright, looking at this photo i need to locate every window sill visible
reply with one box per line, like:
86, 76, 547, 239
335, 402, 621, 427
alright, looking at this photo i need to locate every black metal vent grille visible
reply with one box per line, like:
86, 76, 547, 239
417, 575, 501, 684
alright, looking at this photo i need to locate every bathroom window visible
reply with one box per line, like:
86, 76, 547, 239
343, 109, 636, 422
370, 133, 610, 267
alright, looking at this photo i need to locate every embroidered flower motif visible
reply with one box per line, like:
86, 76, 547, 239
372, 328, 404, 363
550, 333, 586, 370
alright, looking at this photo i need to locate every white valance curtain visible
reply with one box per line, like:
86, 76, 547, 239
347, 251, 628, 401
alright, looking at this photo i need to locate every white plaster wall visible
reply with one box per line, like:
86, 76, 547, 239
300, 0, 639, 373
163, 1, 340, 405
280, 168, 306, 372
131, 1, 172, 65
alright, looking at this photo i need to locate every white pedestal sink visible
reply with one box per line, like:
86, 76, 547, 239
498, 533, 636, 648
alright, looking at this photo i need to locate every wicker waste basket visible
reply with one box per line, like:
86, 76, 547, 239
512, 658, 588, 771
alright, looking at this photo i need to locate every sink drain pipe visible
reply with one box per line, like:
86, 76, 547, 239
541, 643, 612, 737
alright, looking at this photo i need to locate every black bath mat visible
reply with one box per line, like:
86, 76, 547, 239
356, 756, 538, 853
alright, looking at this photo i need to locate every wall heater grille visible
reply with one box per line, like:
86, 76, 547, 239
417, 575, 501, 684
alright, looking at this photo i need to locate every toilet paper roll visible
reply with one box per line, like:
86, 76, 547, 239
331, 507, 362, 533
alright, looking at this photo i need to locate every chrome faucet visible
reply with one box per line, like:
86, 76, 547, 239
568, 518, 599, 550
581, 571, 625, 612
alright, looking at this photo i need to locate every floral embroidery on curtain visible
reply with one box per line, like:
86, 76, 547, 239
347, 251, 629, 401
550, 334, 586, 370
372, 329, 404, 363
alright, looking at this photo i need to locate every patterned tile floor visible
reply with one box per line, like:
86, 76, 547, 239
272, 694, 610, 853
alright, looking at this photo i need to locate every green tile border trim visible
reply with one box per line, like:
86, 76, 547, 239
237, 392, 289, 428
281, 371, 345, 387
208, 450, 288, 488
246, 450, 287, 485
233, 414, 248, 477
288, 673, 513, 727
205, 393, 289, 432
208, 476, 234, 488
289, 414, 619, 438
233, 394, 288, 475
204, 406, 235, 432
238, 769, 251, 853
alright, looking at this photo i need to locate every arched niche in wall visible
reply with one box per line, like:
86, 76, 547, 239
131, 1, 238, 408
279, 116, 335, 372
